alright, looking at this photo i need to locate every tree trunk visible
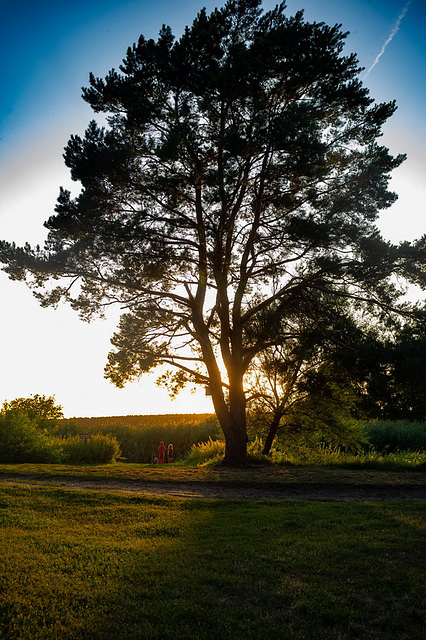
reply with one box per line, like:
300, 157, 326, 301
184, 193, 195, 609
222, 374, 247, 465
223, 406, 247, 465
208, 372, 247, 465
262, 411, 282, 456
193, 307, 247, 465
223, 426, 247, 465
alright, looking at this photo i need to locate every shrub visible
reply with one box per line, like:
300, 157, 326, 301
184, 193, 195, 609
182, 438, 225, 465
2, 394, 63, 433
183, 437, 285, 466
0, 411, 63, 463
59, 433, 122, 464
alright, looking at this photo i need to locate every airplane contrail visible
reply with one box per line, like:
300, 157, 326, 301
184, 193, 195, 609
364, 0, 412, 79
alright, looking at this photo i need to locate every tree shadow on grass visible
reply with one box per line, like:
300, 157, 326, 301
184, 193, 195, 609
0, 487, 424, 639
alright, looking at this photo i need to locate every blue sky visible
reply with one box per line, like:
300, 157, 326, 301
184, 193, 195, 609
0, 0, 425, 417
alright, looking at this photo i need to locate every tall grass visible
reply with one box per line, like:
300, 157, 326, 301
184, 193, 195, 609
3, 410, 425, 468
59, 413, 214, 429
362, 420, 426, 453
58, 414, 220, 463
58, 434, 122, 464
184, 435, 426, 470
183, 437, 226, 465
179, 417, 426, 470
279, 444, 426, 470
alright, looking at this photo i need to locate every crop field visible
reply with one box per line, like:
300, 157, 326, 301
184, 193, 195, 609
59, 413, 215, 429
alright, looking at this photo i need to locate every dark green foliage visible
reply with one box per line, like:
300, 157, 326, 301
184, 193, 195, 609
0, 410, 121, 465
0, 411, 63, 463
361, 321, 426, 421
58, 414, 220, 462
363, 420, 426, 453
0, 397, 123, 464
321, 311, 426, 423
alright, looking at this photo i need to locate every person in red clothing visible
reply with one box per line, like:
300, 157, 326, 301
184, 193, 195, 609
158, 440, 166, 464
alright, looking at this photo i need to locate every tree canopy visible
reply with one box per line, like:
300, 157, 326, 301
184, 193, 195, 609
1, 0, 425, 463
2, 394, 64, 431
349, 313, 426, 422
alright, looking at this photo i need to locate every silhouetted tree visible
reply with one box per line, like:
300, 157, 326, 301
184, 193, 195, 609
351, 311, 426, 421
1, 1, 424, 463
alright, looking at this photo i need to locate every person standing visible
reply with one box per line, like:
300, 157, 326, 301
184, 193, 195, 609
158, 440, 166, 464
167, 444, 174, 463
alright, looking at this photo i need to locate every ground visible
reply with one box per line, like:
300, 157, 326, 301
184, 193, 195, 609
1, 472, 424, 501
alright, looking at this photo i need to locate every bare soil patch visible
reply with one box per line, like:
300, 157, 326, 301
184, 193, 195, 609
1, 475, 424, 501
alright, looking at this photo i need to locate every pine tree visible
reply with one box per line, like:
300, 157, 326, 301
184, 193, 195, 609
1, 1, 424, 463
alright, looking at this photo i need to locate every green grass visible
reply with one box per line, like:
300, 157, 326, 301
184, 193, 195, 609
0, 485, 424, 639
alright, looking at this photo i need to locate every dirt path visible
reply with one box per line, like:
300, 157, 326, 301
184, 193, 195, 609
1, 476, 425, 502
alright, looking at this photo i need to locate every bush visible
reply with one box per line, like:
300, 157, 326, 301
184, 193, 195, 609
183, 437, 284, 466
0, 409, 121, 465
182, 437, 225, 465
363, 420, 426, 453
2, 394, 63, 433
0, 411, 63, 463
59, 433, 122, 464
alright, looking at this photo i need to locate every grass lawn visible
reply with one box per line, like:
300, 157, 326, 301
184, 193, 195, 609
0, 462, 425, 488
0, 484, 424, 639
